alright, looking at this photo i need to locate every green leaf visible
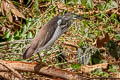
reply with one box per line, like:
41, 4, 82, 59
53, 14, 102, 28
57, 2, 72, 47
20, 24, 27, 38
115, 34, 120, 40
73, 0, 78, 4
108, 65, 118, 72
87, 0, 94, 9
8, 35, 14, 41
78, 41, 84, 47
91, 49, 101, 64
103, 18, 107, 23
14, 31, 19, 37
71, 64, 81, 69
26, 18, 32, 28
14, 31, 21, 40
111, 13, 117, 19
11, 43, 18, 47
91, 68, 109, 77
81, 0, 86, 6
20, 27, 26, 35
110, 1, 118, 8
106, 0, 118, 9
3, 29, 10, 39
33, 0, 40, 15
25, 0, 31, 6
27, 32, 33, 38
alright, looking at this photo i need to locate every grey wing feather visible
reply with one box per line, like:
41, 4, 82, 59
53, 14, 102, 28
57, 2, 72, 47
23, 16, 60, 59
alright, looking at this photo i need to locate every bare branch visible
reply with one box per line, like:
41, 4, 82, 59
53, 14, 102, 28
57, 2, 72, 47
0, 60, 87, 80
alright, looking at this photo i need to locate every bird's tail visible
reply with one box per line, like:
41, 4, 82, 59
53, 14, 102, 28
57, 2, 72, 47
23, 47, 35, 59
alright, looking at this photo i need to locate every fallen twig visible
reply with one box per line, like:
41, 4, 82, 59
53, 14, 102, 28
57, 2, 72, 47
0, 60, 87, 80
81, 63, 108, 73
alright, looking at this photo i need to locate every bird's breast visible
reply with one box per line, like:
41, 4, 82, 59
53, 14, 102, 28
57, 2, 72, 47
38, 26, 62, 50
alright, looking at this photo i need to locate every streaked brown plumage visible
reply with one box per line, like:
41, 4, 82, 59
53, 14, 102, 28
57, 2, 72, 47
23, 13, 87, 59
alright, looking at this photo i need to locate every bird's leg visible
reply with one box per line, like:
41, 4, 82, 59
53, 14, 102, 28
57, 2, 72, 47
36, 52, 46, 68
37, 53, 42, 62
44, 49, 55, 68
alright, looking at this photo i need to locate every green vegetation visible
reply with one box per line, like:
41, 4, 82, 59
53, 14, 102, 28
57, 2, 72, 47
0, 0, 120, 79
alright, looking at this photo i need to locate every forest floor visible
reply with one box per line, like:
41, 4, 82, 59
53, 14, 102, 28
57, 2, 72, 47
0, 0, 120, 80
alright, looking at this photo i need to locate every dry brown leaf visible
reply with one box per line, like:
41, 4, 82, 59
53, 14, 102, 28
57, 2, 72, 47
19, 0, 23, 4
63, 41, 79, 49
98, 26, 105, 31
81, 63, 108, 73
1, 27, 6, 33
1, 0, 4, 15
1, 0, 25, 22
96, 33, 110, 48
0, 72, 20, 80
65, 32, 71, 36
66, 52, 76, 62
117, 41, 120, 46
1, 0, 13, 22
112, 72, 120, 78
56, 2, 66, 10
7, 0, 25, 19
39, 2, 50, 8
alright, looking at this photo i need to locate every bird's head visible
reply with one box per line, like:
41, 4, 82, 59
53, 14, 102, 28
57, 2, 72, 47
57, 12, 88, 33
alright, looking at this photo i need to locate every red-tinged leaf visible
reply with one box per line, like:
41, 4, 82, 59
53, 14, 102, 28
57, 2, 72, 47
96, 33, 110, 48
55, 78, 64, 80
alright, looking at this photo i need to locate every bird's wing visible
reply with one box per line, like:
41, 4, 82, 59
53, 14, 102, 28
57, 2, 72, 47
30, 16, 60, 51
23, 16, 61, 59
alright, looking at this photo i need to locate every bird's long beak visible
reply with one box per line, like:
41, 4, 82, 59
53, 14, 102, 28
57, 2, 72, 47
76, 15, 89, 20
73, 14, 89, 20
